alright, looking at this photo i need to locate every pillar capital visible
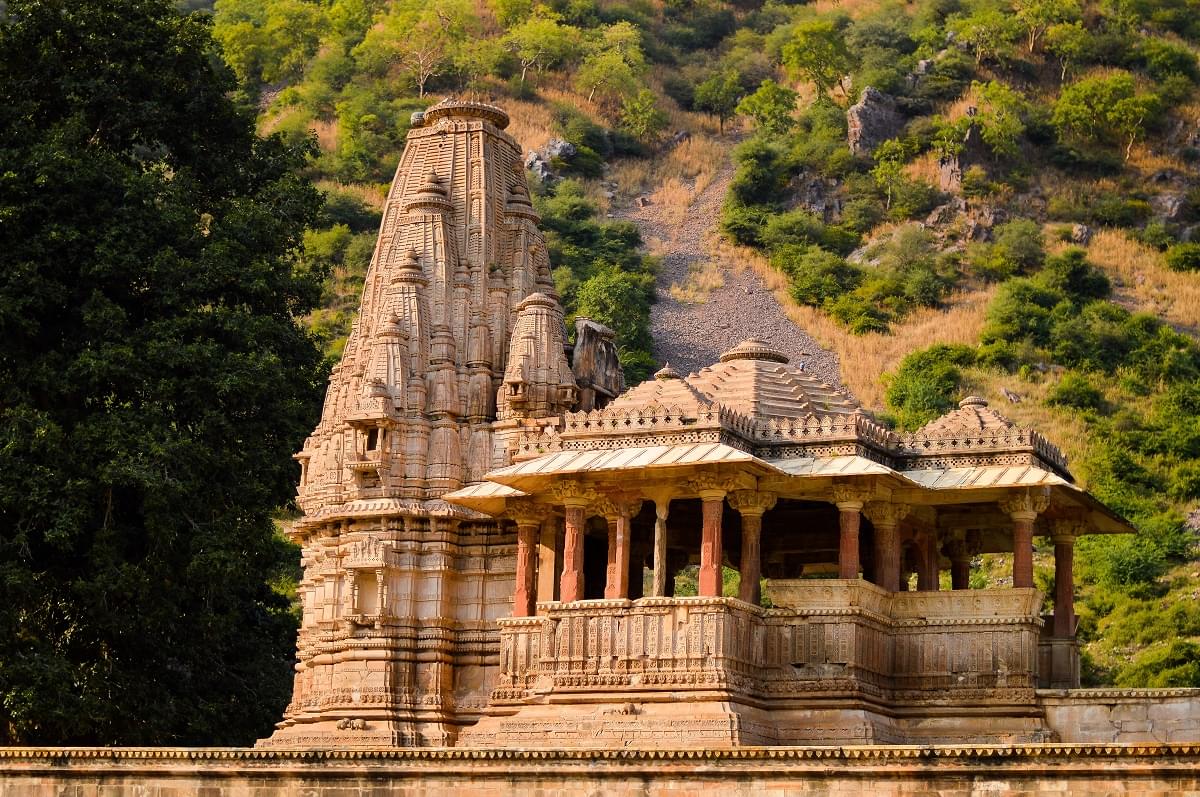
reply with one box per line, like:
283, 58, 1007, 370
602, 491, 644, 519
686, 474, 736, 500
590, 497, 619, 521
550, 480, 598, 508
504, 498, 552, 527
727, 489, 777, 517
831, 484, 871, 511
999, 488, 1051, 521
1051, 518, 1086, 545
864, 500, 910, 528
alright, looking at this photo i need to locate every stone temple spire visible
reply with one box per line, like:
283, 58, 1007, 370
264, 100, 623, 749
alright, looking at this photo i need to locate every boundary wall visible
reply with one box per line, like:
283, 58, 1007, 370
4, 744, 1200, 796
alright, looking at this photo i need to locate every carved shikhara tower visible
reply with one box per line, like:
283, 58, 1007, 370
261, 100, 622, 748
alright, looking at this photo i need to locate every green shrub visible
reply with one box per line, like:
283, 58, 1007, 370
772, 246, 863, 306
1165, 243, 1200, 272
1046, 373, 1104, 410
720, 201, 773, 247
884, 343, 977, 429
1116, 640, 1200, 688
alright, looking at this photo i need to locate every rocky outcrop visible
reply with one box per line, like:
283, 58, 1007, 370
847, 88, 904, 156
938, 119, 990, 192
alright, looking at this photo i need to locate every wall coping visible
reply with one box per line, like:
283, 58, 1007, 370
1038, 688, 1200, 700
3, 743, 1200, 764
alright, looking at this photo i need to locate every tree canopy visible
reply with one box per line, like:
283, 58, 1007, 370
0, 0, 326, 744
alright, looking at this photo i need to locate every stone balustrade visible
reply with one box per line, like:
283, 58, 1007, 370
491, 582, 1044, 713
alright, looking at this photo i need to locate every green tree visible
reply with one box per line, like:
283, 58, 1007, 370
0, 0, 327, 744
354, 0, 474, 96
1013, 0, 1080, 52
736, 78, 799, 136
573, 22, 646, 106
619, 88, 668, 142
974, 80, 1030, 159
947, 3, 1021, 65
502, 9, 581, 83
213, 0, 326, 87
1053, 71, 1161, 160
871, 139, 910, 209
781, 19, 855, 99
693, 69, 742, 133
574, 268, 656, 378
1044, 21, 1089, 81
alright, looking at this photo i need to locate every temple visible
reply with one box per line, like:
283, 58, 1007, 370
261, 100, 1146, 751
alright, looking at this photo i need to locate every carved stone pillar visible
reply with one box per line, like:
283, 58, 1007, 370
560, 504, 586, 602
865, 501, 909, 592
832, 485, 869, 579
1000, 489, 1050, 589
508, 500, 548, 617
689, 477, 731, 598
948, 537, 971, 590
1052, 520, 1081, 638
649, 493, 671, 597
553, 482, 596, 603
513, 520, 539, 616
536, 516, 559, 605
603, 497, 642, 599
916, 530, 938, 592
728, 490, 777, 605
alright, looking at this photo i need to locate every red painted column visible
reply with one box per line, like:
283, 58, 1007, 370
916, 529, 939, 592
1054, 532, 1076, 637
738, 513, 762, 604
837, 503, 863, 579
865, 502, 906, 593
951, 556, 971, 590
559, 504, 586, 602
1011, 514, 1035, 589
698, 491, 726, 597
513, 520, 540, 616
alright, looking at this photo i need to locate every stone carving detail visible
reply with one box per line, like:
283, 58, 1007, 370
1000, 489, 1052, 519
727, 489, 778, 516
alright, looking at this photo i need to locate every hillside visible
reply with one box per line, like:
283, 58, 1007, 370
195, 0, 1200, 687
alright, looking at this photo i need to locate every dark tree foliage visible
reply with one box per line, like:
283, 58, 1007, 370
0, 0, 327, 744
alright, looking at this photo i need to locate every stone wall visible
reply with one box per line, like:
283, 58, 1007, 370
1041, 688, 1200, 743
4, 745, 1200, 796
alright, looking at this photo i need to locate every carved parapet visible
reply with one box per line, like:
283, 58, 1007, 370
899, 428, 1069, 474
727, 489, 778, 517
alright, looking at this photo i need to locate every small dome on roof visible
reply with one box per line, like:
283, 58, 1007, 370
719, 338, 790, 364
516, 292, 556, 311
654, 363, 681, 380
959, 395, 989, 409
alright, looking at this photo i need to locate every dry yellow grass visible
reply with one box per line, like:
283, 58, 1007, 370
669, 259, 726, 303
715, 240, 997, 406
313, 119, 338, 151
904, 152, 943, 189
496, 96, 558, 155
314, 180, 387, 208
612, 133, 726, 223
1078, 229, 1200, 333
1126, 142, 1191, 175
